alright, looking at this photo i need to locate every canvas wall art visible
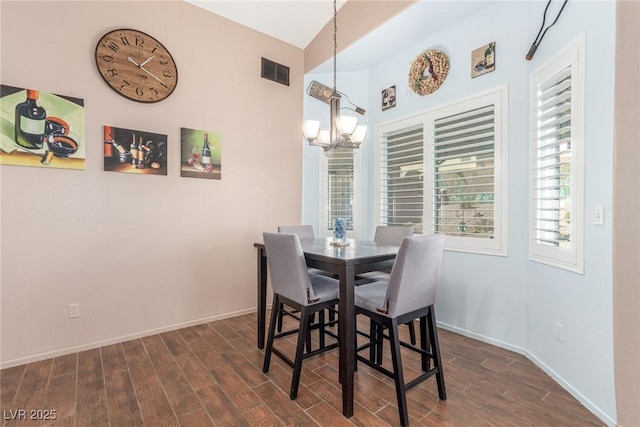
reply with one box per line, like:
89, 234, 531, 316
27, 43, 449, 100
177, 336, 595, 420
0, 84, 85, 170
180, 127, 221, 179
471, 42, 496, 78
103, 125, 167, 175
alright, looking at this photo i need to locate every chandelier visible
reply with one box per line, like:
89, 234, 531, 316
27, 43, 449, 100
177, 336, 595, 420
302, 0, 367, 151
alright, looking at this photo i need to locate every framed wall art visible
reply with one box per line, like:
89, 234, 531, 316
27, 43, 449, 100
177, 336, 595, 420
0, 84, 85, 170
471, 42, 496, 78
382, 85, 396, 111
103, 125, 167, 175
180, 127, 221, 179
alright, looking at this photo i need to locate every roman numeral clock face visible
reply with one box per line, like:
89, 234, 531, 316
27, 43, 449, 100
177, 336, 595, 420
95, 29, 178, 103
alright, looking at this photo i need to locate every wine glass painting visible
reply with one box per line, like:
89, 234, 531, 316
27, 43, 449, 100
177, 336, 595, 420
180, 127, 221, 180
0, 84, 85, 170
471, 42, 496, 78
103, 125, 167, 175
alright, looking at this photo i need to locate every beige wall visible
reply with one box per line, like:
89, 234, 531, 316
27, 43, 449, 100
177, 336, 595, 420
613, 1, 640, 425
0, 1, 304, 366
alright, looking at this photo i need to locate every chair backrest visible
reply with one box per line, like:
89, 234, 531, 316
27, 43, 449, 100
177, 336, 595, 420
373, 225, 414, 246
385, 234, 445, 318
277, 225, 315, 240
263, 232, 313, 305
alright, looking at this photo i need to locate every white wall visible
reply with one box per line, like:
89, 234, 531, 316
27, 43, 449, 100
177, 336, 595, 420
304, 1, 616, 424
0, 1, 304, 366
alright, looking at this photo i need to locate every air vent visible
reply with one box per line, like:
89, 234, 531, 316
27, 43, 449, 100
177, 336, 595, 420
261, 57, 290, 86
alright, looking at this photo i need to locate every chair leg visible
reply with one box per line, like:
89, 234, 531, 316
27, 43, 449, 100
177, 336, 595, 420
419, 316, 430, 372
428, 306, 446, 400
407, 320, 416, 345
368, 319, 377, 363
290, 306, 310, 400
319, 309, 326, 349
388, 319, 409, 427
263, 296, 281, 373
306, 313, 317, 352
277, 307, 284, 332
376, 323, 384, 366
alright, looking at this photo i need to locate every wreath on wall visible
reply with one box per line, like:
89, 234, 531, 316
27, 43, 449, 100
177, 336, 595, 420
408, 49, 450, 96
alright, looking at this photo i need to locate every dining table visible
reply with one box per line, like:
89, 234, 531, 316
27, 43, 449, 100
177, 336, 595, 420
253, 237, 400, 418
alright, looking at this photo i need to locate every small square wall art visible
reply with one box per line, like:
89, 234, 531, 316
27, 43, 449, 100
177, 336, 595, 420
0, 84, 85, 170
382, 85, 396, 111
180, 127, 221, 180
471, 42, 496, 78
103, 126, 167, 175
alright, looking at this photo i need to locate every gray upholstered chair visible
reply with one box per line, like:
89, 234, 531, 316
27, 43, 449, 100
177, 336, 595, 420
262, 232, 339, 400
356, 225, 417, 344
277, 225, 330, 278
356, 225, 414, 282
276, 225, 334, 332
354, 234, 446, 426
277, 225, 316, 240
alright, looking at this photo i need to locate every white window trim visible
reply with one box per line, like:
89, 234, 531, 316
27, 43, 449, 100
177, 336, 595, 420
319, 148, 362, 238
375, 85, 509, 256
529, 33, 585, 274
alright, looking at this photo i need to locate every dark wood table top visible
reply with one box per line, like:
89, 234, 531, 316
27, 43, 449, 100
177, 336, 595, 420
255, 238, 399, 271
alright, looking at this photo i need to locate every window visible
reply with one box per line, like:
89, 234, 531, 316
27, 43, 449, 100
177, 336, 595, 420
432, 105, 496, 240
530, 34, 584, 273
379, 124, 424, 233
325, 148, 355, 232
376, 86, 507, 255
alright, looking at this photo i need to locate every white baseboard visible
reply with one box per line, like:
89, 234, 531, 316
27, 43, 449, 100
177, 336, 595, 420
524, 350, 617, 427
437, 320, 616, 427
0, 306, 257, 370
436, 321, 525, 354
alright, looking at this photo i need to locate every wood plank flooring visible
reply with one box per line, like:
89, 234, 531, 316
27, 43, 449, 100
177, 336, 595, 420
0, 311, 605, 426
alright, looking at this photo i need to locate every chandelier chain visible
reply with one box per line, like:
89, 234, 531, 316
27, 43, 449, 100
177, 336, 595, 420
333, 0, 337, 92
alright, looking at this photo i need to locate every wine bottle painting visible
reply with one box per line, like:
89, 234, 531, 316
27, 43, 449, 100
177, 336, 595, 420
471, 41, 496, 78
103, 126, 167, 175
0, 84, 85, 170
180, 127, 221, 180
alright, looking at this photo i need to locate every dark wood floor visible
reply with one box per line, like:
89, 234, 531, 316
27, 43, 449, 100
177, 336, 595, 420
1, 311, 605, 426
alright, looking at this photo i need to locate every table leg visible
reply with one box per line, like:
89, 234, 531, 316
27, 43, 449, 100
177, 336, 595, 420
338, 264, 356, 417
257, 246, 268, 349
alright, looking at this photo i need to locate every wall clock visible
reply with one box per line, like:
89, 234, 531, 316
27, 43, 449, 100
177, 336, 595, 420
95, 28, 178, 103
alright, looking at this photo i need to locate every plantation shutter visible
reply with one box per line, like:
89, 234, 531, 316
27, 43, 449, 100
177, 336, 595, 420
433, 104, 495, 238
327, 148, 354, 231
379, 126, 424, 233
532, 65, 572, 247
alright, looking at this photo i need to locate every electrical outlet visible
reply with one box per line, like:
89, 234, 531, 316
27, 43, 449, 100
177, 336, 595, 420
68, 304, 80, 319
555, 322, 564, 342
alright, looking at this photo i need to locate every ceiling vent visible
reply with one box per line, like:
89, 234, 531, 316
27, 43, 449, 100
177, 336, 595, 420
261, 57, 290, 86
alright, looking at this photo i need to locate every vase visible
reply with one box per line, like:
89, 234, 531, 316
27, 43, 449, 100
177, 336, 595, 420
333, 218, 346, 243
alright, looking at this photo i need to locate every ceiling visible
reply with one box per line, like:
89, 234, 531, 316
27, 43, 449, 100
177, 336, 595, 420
185, 0, 347, 49
184, 0, 498, 73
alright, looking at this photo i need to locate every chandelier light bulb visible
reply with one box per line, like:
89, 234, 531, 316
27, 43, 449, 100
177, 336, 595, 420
317, 129, 331, 146
335, 115, 357, 137
350, 125, 368, 144
302, 120, 320, 141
